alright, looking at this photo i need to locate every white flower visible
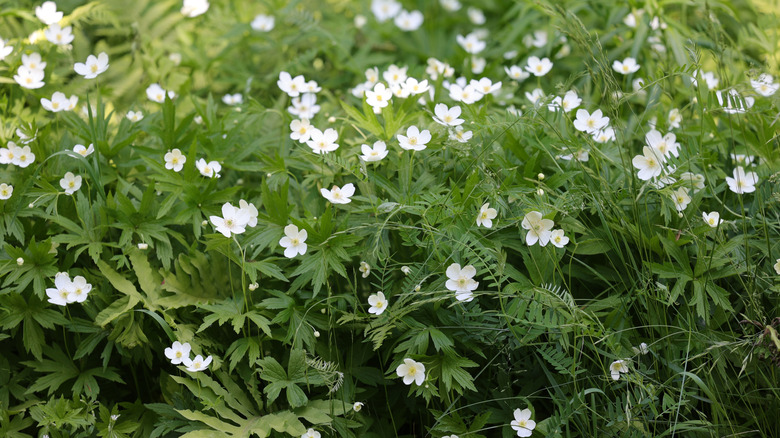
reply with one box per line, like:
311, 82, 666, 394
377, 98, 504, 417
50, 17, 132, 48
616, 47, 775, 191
146, 84, 176, 103
449, 126, 472, 143
360, 141, 388, 162
394, 10, 423, 31
164, 341, 191, 365
645, 129, 679, 159
525, 56, 553, 77
445, 263, 479, 302
573, 109, 609, 134
352, 402, 364, 412
181, 0, 209, 17
702, 211, 723, 228
46, 273, 73, 306
238, 200, 258, 228
751, 74, 779, 97
548, 90, 581, 113
716, 89, 754, 114
321, 183, 355, 204
667, 108, 682, 129
210, 202, 251, 238
433, 103, 464, 126
397, 126, 431, 151
631, 147, 663, 181
468, 7, 485, 24
610, 359, 629, 380
36, 1, 63, 25
195, 158, 221, 178
524, 30, 548, 48
14, 66, 45, 89
365, 83, 393, 109
396, 358, 425, 385
368, 291, 388, 315
725, 167, 758, 194
74, 52, 109, 79
68, 275, 92, 303
0, 183, 12, 200
559, 149, 589, 162
470, 56, 486, 74
525, 88, 545, 105
505, 65, 530, 81
183, 354, 212, 372
680, 172, 705, 193
592, 127, 615, 143
288, 93, 320, 119
279, 224, 308, 258
0, 39, 13, 61
9, 144, 35, 168
41, 91, 74, 112
301, 428, 321, 438
401, 77, 429, 96
127, 110, 144, 122
73, 143, 94, 157
138, 243, 149, 250
289, 119, 313, 143
774, 259, 780, 275
510, 408, 536, 437
359, 261, 371, 278
222, 93, 243, 106
476, 203, 497, 228
251, 14, 275, 32
306, 128, 339, 154
371, 0, 402, 22
164, 149, 186, 172
440, 0, 461, 11
400, 266, 411, 275
456, 32, 486, 54
521, 211, 554, 246
44, 24, 74, 45
550, 229, 569, 248
612, 57, 640, 75
691, 70, 719, 89
671, 188, 691, 212
277, 72, 307, 97
59, 172, 82, 195
632, 342, 650, 355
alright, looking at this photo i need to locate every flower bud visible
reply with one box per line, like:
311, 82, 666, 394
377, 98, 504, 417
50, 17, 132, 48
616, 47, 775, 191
16, 257, 24, 266
138, 243, 148, 250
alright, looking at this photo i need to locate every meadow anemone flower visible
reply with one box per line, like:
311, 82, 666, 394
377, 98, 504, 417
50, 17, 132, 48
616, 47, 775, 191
36, 1, 63, 25
44, 24, 74, 45
183, 354, 212, 372
10, 144, 35, 168
525, 88, 545, 105
592, 127, 616, 143
396, 358, 425, 385
632, 147, 663, 181
440, 0, 461, 11
671, 188, 691, 212
476, 203, 497, 228
164, 148, 186, 172
146, 84, 176, 103
127, 110, 144, 122
471, 78, 501, 96
470, 57, 486, 74
456, 32, 486, 54
0, 183, 12, 200
46, 272, 73, 306
365, 83, 392, 109
548, 90, 581, 113
181, 0, 209, 17
550, 229, 569, 248
573, 109, 609, 134
612, 57, 640, 74
22, 52, 46, 71
449, 83, 480, 104
774, 259, 780, 275
610, 359, 629, 380
59, 172, 82, 195
73, 144, 94, 157
14, 66, 45, 89
371, 0, 402, 22
251, 14, 275, 32
398, 126, 431, 151
66, 275, 92, 303
277, 71, 306, 97
703, 211, 723, 228
279, 224, 308, 258
41, 92, 75, 112
505, 65, 530, 81
522, 211, 554, 246
164, 341, 191, 365
359, 261, 371, 278
751, 74, 778, 97
301, 429, 321, 438
394, 10, 423, 31
449, 126, 473, 143
195, 158, 221, 178
510, 408, 536, 437
352, 402, 364, 412
0, 39, 13, 61
433, 103, 464, 126
289, 119, 313, 143
725, 167, 758, 194
210, 203, 251, 238
716, 89, 754, 114
525, 56, 553, 77
691, 70, 719, 89
222, 93, 243, 106
288, 93, 320, 119
74, 52, 109, 79
468, 7, 485, 24
445, 263, 479, 302
368, 291, 388, 315
680, 172, 705, 192
645, 129, 679, 159
360, 141, 388, 162
306, 128, 339, 154
668, 108, 682, 129
321, 183, 355, 204
524, 30, 548, 48
401, 77, 430, 96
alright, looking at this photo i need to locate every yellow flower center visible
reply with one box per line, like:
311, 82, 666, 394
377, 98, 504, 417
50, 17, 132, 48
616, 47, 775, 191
69, 181, 75, 188
176, 351, 182, 358
291, 238, 299, 246
52, 102, 60, 109
91, 64, 98, 73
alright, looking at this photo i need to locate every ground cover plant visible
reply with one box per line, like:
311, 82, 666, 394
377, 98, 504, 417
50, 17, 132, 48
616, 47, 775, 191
1, 0, 779, 436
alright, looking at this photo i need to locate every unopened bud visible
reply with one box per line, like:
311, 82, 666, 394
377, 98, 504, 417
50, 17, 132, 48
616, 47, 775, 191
16, 257, 24, 266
